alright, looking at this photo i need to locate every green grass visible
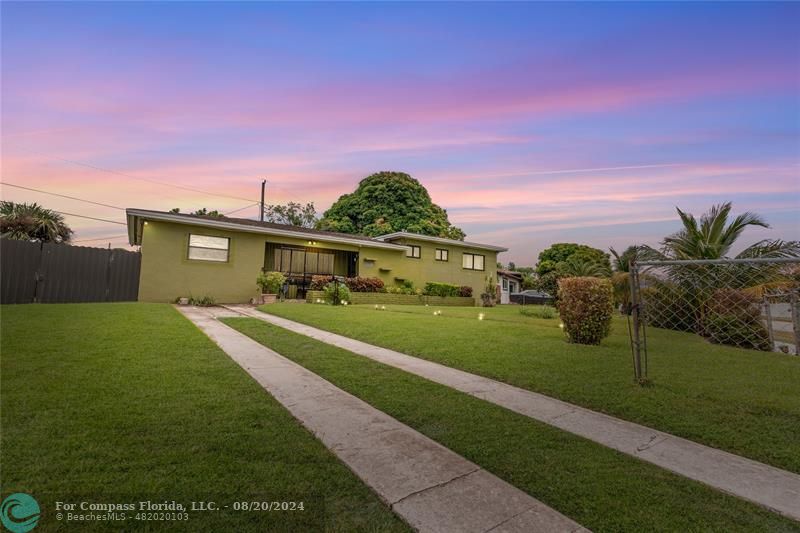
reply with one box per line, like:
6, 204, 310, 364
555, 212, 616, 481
259, 303, 800, 473
0, 303, 408, 532
223, 317, 800, 532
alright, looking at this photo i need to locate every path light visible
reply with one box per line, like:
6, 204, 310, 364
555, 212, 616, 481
374, 304, 379, 309
381, 305, 386, 310
559, 323, 564, 329
478, 313, 485, 320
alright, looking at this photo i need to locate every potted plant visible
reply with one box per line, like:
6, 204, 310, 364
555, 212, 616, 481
257, 271, 286, 304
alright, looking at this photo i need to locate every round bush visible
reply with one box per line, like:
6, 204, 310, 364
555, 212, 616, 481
557, 277, 614, 345
323, 282, 351, 305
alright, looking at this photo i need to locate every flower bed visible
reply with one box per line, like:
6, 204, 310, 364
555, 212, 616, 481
306, 290, 475, 307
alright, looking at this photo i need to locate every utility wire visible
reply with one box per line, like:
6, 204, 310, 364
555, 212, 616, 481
73, 234, 128, 243
0, 181, 125, 210
6, 145, 260, 203
55, 211, 127, 225
224, 202, 259, 216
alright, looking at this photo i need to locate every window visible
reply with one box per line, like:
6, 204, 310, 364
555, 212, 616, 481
406, 245, 421, 258
273, 247, 334, 275
502, 278, 508, 290
188, 234, 230, 262
435, 248, 449, 261
462, 253, 485, 271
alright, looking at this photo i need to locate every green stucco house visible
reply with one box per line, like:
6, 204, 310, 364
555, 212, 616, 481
126, 208, 507, 304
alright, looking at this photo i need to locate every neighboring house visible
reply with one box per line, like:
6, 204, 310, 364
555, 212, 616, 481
125, 209, 507, 304
497, 269, 523, 304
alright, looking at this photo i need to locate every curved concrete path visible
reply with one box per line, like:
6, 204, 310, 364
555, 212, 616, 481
226, 305, 800, 522
179, 306, 587, 533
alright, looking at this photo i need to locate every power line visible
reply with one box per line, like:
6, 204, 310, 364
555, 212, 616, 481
0, 181, 125, 210
224, 202, 258, 216
73, 234, 128, 243
55, 211, 127, 225
6, 144, 260, 203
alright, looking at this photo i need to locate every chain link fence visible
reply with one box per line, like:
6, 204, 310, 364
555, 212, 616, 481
629, 258, 800, 382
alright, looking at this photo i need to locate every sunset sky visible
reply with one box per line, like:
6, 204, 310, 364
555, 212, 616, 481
2, 2, 798, 264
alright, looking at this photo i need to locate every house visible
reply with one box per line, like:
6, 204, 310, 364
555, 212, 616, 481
125, 209, 508, 304
497, 269, 524, 304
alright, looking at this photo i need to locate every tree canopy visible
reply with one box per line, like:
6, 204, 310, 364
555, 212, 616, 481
535, 243, 611, 276
170, 207, 223, 218
264, 202, 318, 228
316, 171, 465, 239
0, 201, 73, 243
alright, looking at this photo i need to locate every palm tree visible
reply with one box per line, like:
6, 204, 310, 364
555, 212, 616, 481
646, 202, 799, 260
609, 246, 642, 309
560, 256, 610, 277
0, 201, 73, 243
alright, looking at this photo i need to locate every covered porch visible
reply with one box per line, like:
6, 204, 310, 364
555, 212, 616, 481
264, 242, 358, 299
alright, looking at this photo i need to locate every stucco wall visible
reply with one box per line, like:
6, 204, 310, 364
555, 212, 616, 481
138, 220, 500, 304
358, 237, 498, 305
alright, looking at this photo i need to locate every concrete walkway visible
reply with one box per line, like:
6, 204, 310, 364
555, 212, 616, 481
226, 305, 800, 522
178, 306, 587, 533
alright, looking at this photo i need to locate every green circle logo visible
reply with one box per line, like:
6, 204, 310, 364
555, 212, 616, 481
0, 493, 40, 533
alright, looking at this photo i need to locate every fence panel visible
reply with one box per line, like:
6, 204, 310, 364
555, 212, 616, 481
0, 239, 42, 304
0, 239, 140, 304
629, 258, 800, 381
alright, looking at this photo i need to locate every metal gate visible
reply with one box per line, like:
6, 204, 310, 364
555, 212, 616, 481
0, 239, 141, 304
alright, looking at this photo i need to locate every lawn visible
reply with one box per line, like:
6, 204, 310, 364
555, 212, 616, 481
223, 317, 800, 532
259, 303, 800, 474
0, 303, 408, 532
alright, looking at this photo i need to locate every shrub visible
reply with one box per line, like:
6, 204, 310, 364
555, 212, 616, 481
641, 283, 696, 332
310, 275, 334, 290
257, 271, 285, 294
557, 277, 613, 345
322, 282, 351, 305
424, 282, 460, 297
458, 285, 473, 298
480, 276, 497, 307
702, 289, 771, 351
345, 276, 384, 293
189, 295, 216, 307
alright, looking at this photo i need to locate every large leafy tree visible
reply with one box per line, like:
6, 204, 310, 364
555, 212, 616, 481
645, 202, 799, 260
0, 201, 73, 243
263, 202, 318, 228
317, 172, 465, 239
536, 243, 611, 276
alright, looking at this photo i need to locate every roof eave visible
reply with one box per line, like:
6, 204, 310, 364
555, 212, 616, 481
376, 231, 508, 252
125, 209, 408, 251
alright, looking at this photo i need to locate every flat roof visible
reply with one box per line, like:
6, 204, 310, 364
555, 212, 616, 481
376, 231, 508, 252
125, 209, 408, 251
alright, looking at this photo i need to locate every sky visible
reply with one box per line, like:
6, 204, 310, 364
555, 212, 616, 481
2, 2, 798, 265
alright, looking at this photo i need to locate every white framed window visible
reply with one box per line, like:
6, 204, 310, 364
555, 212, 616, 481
462, 253, 485, 271
406, 245, 421, 258
502, 278, 508, 290
188, 234, 229, 262
435, 249, 449, 261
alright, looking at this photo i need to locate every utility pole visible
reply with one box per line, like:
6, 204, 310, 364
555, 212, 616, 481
260, 179, 266, 222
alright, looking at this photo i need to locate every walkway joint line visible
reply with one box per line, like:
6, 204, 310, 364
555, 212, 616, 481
180, 306, 587, 533
225, 304, 800, 523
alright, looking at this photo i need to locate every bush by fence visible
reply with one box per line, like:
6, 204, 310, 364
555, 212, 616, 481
557, 277, 614, 345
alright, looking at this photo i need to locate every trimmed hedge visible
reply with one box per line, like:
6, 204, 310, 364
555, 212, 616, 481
424, 282, 460, 297
309, 276, 384, 292
557, 277, 614, 345
306, 291, 474, 306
